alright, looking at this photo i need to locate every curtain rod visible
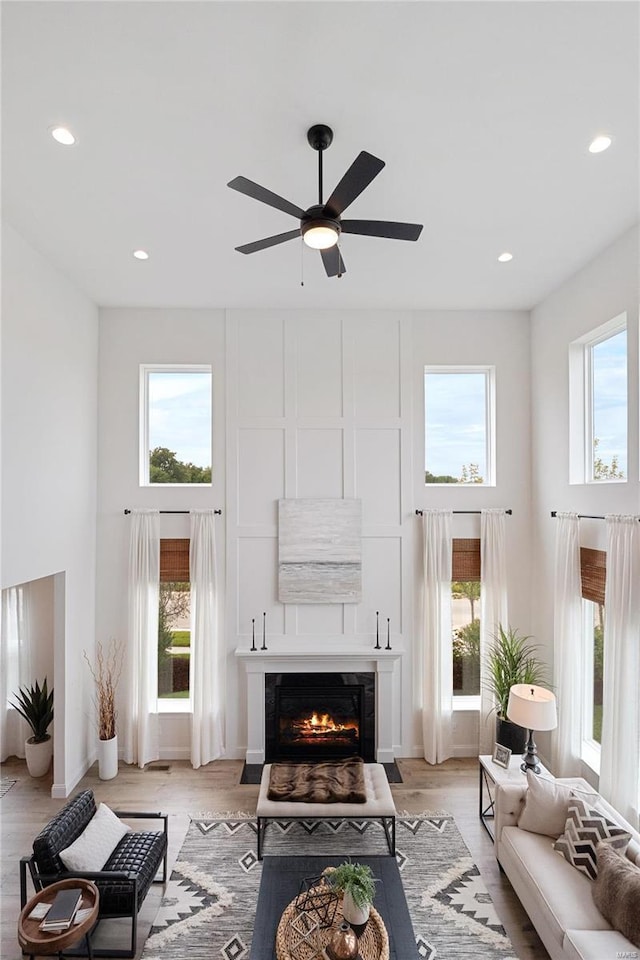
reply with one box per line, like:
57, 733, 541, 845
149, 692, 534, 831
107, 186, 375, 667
550, 510, 603, 520
550, 511, 640, 521
415, 509, 512, 516
124, 509, 222, 515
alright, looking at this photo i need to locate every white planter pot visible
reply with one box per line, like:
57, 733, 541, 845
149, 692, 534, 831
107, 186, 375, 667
341, 890, 370, 928
98, 735, 118, 780
25, 736, 53, 778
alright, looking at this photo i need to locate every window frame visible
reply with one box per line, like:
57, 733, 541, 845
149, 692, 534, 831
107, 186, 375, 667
156, 538, 192, 713
451, 538, 481, 711
424, 365, 496, 487
579, 547, 606, 775
569, 314, 627, 485
139, 363, 213, 488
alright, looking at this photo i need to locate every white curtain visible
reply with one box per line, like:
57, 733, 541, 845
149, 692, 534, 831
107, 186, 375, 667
123, 509, 160, 768
190, 510, 225, 768
552, 512, 583, 776
600, 515, 640, 828
421, 509, 453, 764
479, 509, 509, 754
0, 586, 32, 761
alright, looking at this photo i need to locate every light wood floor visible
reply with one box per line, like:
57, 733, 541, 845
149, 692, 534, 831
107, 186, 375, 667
0, 756, 548, 960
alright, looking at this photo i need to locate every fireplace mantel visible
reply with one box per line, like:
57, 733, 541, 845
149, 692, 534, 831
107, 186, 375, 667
235, 645, 403, 765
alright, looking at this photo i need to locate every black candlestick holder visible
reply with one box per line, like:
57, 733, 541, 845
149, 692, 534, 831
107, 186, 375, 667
261, 611, 267, 650
385, 617, 392, 650
250, 618, 257, 652
374, 611, 381, 650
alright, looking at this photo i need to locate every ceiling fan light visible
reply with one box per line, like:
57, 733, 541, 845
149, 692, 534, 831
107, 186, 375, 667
302, 223, 339, 250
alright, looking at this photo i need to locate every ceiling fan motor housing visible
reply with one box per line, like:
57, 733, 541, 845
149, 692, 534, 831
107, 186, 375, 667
301, 204, 341, 242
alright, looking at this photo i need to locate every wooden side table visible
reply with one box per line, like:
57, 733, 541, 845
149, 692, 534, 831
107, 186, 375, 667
18, 878, 99, 959
479, 753, 552, 841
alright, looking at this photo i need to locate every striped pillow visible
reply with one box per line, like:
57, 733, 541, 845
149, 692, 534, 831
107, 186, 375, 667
554, 799, 631, 880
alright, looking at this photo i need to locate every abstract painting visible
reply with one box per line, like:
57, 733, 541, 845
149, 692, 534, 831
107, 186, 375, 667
278, 499, 362, 603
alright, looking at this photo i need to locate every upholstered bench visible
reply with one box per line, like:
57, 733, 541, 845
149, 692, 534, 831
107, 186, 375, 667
256, 762, 396, 859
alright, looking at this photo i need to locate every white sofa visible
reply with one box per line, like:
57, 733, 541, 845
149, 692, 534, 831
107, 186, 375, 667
494, 776, 640, 960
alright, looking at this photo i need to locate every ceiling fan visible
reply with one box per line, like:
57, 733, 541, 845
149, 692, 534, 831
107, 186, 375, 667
227, 124, 423, 278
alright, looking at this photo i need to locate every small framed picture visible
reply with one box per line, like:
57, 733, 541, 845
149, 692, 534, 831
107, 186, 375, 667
492, 743, 512, 768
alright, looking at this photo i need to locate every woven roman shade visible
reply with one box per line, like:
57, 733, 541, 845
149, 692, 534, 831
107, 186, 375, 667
580, 547, 606, 605
160, 539, 190, 582
452, 539, 481, 581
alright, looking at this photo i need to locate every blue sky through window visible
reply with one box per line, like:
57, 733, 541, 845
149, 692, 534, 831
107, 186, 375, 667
425, 371, 487, 480
592, 329, 627, 476
148, 371, 211, 467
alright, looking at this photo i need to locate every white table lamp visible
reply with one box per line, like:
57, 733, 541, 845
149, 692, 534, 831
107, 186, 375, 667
507, 684, 557, 774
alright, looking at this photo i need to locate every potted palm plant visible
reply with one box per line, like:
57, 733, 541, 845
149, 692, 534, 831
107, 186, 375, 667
83, 639, 124, 780
484, 624, 547, 753
327, 860, 379, 931
10, 678, 54, 777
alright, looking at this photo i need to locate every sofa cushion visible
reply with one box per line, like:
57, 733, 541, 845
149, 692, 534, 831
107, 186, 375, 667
592, 841, 640, 948
59, 803, 131, 872
500, 826, 612, 951
563, 929, 639, 960
99, 829, 168, 915
517, 771, 574, 837
554, 799, 631, 880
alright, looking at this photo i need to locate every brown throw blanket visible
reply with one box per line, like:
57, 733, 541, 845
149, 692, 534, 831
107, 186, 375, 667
267, 757, 367, 804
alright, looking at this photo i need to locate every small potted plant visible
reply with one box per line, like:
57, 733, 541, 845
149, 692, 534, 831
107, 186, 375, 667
327, 860, 378, 931
10, 678, 54, 777
484, 624, 547, 753
84, 639, 124, 780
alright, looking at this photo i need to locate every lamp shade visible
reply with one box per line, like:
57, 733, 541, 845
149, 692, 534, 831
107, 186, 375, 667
507, 684, 557, 731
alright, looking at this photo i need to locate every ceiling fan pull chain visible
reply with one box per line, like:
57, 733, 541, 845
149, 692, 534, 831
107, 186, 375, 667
300, 237, 304, 287
337, 240, 343, 279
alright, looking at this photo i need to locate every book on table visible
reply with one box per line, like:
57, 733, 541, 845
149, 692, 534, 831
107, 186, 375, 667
39, 888, 83, 932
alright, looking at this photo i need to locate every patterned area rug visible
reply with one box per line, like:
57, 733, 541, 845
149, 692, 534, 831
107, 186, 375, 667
141, 813, 517, 960
0, 778, 17, 798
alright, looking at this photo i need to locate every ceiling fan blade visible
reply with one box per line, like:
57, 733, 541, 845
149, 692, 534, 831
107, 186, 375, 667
323, 152, 385, 218
227, 176, 306, 220
341, 220, 423, 241
320, 246, 346, 278
235, 229, 300, 255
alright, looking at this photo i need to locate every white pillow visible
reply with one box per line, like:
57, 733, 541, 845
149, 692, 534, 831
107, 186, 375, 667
59, 802, 130, 872
517, 772, 575, 838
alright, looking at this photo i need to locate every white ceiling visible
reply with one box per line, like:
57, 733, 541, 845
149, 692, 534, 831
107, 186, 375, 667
2, 1, 639, 311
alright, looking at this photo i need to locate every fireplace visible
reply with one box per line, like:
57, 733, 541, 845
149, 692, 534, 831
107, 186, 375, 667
265, 672, 375, 762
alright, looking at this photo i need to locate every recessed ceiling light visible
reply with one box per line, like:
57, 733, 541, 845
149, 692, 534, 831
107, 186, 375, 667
588, 135, 612, 154
497, 252, 513, 263
133, 249, 149, 260
50, 126, 76, 146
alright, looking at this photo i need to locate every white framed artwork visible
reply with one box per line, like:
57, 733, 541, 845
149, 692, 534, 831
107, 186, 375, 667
278, 498, 362, 603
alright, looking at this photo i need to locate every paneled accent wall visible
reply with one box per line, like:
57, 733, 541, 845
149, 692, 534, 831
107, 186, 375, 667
226, 310, 413, 754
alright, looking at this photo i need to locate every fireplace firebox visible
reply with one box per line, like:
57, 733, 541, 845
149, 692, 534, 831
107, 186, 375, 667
265, 672, 375, 762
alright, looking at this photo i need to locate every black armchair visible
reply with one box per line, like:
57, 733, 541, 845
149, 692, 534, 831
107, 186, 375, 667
20, 789, 168, 958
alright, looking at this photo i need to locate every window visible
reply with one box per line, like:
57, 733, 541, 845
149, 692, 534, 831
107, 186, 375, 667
580, 547, 606, 765
140, 365, 212, 486
570, 317, 627, 484
158, 539, 191, 707
424, 367, 495, 485
452, 539, 481, 698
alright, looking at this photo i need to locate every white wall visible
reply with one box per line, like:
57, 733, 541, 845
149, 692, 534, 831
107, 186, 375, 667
530, 224, 640, 777
1, 222, 99, 796
97, 306, 531, 759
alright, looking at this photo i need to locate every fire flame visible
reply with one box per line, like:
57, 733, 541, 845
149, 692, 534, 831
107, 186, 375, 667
296, 711, 358, 735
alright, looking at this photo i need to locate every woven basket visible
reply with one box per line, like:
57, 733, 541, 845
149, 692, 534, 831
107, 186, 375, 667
275, 890, 389, 960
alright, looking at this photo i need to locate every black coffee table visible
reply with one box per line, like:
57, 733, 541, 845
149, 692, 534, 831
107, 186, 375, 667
249, 855, 419, 960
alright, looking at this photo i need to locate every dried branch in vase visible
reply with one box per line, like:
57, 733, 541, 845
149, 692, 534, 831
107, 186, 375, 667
83, 638, 124, 741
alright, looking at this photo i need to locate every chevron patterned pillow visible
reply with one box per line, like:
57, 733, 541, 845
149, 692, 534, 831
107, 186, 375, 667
553, 799, 631, 880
